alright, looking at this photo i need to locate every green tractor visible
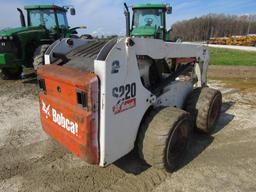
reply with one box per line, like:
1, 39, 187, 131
0, 5, 85, 79
124, 3, 172, 40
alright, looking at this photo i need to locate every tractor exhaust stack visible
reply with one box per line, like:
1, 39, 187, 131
17, 8, 26, 27
124, 3, 130, 37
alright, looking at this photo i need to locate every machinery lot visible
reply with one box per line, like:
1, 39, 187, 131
0, 66, 256, 192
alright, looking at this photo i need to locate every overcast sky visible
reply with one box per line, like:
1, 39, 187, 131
0, 0, 255, 36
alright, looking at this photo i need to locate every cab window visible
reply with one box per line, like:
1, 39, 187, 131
56, 11, 69, 29
29, 9, 56, 30
133, 9, 164, 28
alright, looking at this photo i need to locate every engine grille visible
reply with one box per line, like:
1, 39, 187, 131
0, 40, 18, 54
63, 39, 115, 71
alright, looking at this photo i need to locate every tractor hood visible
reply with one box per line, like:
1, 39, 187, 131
131, 26, 156, 37
0, 26, 44, 37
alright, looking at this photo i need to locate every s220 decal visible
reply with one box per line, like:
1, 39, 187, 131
112, 83, 136, 99
112, 83, 136, 114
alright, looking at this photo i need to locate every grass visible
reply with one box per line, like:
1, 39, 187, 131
209, 47, 256, 66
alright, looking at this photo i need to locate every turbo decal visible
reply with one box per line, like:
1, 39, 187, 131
113, 98, 136, 114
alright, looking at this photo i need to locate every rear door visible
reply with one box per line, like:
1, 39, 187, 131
37, 64, 99, 164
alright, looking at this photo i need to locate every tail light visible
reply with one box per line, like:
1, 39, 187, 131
38, 77, 46, 92
76, 90, 88, 109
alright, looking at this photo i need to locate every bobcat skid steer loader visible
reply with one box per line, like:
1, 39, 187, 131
37, 3, 222, 171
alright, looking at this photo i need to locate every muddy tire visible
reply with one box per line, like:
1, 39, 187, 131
33, 44, 50, 70
1, 67, 23, 80
138, 107, 192, 172
185, 87, 222, 133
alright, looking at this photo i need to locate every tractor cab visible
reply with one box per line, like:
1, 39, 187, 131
23, 5, 76, 38
0, 4, 80, 79
124, 3, 172, 40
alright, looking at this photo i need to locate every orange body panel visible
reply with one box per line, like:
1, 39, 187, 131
37, 65, 99, 164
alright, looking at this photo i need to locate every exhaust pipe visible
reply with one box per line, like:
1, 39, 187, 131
17, 8, 26, 27
124, 3, 130, 37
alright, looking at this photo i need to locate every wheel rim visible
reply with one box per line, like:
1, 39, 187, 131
208, 94, 221, 129
166, 119, 190, 168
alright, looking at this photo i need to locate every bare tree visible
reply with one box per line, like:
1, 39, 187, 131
171, 14, 256, 41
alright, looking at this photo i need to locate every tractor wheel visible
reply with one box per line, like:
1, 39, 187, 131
185, 87, 222, 133
33, 44, 50, 70
138, 107, 192, 172
1, 67, 23, 80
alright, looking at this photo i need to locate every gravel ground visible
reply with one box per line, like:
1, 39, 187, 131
0, 67, 256, 192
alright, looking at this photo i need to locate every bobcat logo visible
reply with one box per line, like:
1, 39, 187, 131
111, 60, 120, 74
42, 100, 50, 119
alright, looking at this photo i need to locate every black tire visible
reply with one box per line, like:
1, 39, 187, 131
138, 107, 192, 171
1, 67, 22, 80
33, 44, 50, 70
185, 87, 222, 133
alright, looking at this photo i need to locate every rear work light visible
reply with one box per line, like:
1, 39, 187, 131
76, 89, 88, 109
37, 77, 46, 92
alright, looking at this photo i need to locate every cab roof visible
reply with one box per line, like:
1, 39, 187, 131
132, 4, 167, 9
24, 5, 66, 11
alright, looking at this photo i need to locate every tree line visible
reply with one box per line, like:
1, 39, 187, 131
171, 14, 256, 41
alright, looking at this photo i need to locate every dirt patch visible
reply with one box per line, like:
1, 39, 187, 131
208, 65, 256, 93
0, 75, 256, 192
208, 65, 256, 80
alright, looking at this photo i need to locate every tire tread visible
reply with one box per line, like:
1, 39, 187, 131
138, 107, 191, 170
